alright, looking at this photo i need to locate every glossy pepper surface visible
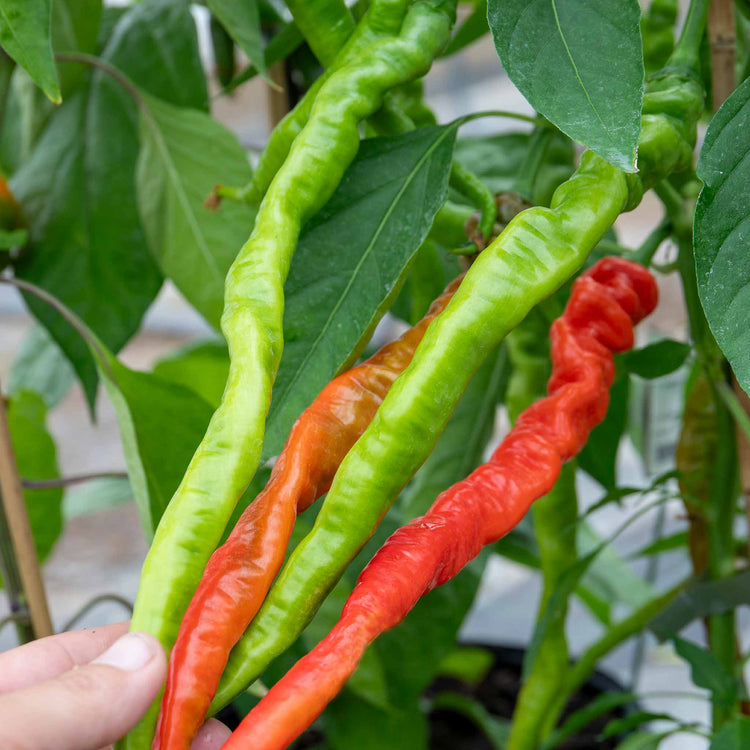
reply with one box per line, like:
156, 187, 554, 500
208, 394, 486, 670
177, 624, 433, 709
212, 149, 632, 712
154, 275, 463, 750
221, 257, 659, 749
284, 0, 355, 67
125, 3, 457, 746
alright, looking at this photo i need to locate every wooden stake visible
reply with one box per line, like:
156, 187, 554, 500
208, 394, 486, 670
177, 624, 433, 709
0, 384, 53, 639
266, 60, 290, 131
708, 0, 736, 111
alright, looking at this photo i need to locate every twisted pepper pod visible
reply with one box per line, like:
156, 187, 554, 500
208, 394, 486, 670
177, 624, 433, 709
212, 64, 702, 710
154, 276, 463, 750
211, 149, 631, 711
221, 257, 658, 749
124, 3, 457, 746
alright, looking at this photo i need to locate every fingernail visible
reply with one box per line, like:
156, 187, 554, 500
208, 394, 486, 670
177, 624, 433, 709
93, 632, 157, 671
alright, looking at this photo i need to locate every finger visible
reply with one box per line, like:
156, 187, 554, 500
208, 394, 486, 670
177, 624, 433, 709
0, 631, 166, 750
191, 718, 232, 749
0, 622, 130, 693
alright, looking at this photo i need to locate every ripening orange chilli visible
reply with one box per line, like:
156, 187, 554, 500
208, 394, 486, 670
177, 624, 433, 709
154, 274, 464, 750
220, 257, 659, 750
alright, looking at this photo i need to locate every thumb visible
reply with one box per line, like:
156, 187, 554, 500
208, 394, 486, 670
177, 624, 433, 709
0, 632, 166, 750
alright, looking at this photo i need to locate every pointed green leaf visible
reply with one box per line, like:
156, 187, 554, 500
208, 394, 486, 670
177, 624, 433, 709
207, 0, 266, 79
0, 0, 59, 102
136, 92, 256, 327
488, 0, 643, 170
673, 636, 738, 707
710, 717, 750, 749
624, 339, 691, 380
695, 77, 750, 396
263, 124, 458, 459
11, 0, 207, 408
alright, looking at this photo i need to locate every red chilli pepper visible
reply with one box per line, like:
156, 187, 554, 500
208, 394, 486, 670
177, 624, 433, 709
221, 257, 658, 750
155, 274, 464, 750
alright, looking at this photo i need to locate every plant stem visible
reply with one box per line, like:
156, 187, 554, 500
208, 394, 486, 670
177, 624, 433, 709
0, 384, 53, 639
668, 0, 712, 72
507, 465, 578, 750
0, 499, 34, 644
549, 581, 688, 724
657, 178, 740, 729
21, 471, 129, 490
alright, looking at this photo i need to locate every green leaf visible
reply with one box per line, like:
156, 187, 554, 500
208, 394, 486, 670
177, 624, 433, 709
263, 125, 458, 459
437, 647, 495, 685
601, 711, 676, 740
10, 0, 207, 408
63, 476, 132, 518
101, 356, 214, 538
207, 0, 266, 79
579, 370, 629, 489
488, 0, 643, 171
541, 692, 639, 750
136, 93, 256, 328
152, 340, 229, 409
2, 390, 63, 586
710, 717, 750, 749
442, 0, 488, 57
673, 636, 738, 707
52, 0, 102, 96
430, 692, 511, 749
9, 325, 75, 408
614, 732, 669, 750
624, 340, 692, 380
0, 227, 26, 248
649, 569, 750, 640
695, 77, 750, 396
0, 0, 60, 102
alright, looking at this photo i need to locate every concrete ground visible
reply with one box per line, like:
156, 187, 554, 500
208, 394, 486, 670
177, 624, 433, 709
0, 23, 732, 749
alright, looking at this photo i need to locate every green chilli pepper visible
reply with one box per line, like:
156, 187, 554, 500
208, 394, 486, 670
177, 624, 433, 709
124, 3, 458, 747
211, 64, 703, 711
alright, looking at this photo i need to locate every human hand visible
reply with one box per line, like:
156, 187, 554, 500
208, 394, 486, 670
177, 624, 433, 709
0, 622, 231, 749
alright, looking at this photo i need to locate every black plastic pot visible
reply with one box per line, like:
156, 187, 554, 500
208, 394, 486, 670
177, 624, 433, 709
425, 643, 633, 750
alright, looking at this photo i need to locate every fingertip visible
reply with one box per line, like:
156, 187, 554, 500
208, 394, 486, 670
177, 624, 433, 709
92, 632, 163, 672
191, 718, 232, 749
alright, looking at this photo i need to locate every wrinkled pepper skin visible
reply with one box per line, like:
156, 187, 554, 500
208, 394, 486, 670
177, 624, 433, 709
154, 276, 462, 750
212, 150, 631, 712
221, 258, 658, 750
124, 3, 457, 747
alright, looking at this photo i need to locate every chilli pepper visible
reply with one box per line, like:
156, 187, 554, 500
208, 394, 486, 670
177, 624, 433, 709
221, 257, 658, 749
154, 274, 463, 750
124, 4, 458, 747
212, 62, 702, 711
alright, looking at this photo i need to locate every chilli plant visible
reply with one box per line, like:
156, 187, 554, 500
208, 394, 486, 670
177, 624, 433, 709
1, 0, 750, 748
